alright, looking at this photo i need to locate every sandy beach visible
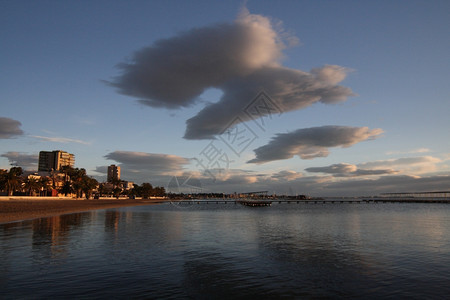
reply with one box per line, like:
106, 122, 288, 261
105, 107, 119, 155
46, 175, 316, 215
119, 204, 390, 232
0, 198, 164, 224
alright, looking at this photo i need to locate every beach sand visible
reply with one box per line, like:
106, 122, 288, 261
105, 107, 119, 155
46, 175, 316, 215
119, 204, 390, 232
0, 198, 164, 224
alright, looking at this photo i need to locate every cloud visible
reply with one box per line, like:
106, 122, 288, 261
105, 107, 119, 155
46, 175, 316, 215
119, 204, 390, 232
305, 163, 396, 177
323, 175, 450, 195
271, 170, 303, 181
359, 156, 441, 168
31, 135, 90, 145
0, 117, 24, 139
142, 165, 449, 197
184, 65, 354, 139
99, 151, 191, 183
1, 152, 38, 170
202, 170, 450, 197
109, 9, 283, 109
386, 148, 431, 155
248, 126, 383, 164
358, 156, 442, 174
213, 169, 260, 184
350, 169, 397, 176
108, 9, 354, 139
306, 163, 357, 174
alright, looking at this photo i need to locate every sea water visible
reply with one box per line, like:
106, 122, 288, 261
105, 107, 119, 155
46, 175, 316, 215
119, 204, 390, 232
1, 202, 449, 298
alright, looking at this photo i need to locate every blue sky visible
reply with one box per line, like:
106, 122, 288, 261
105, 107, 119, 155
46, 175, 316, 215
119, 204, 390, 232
1, 0, 449, 196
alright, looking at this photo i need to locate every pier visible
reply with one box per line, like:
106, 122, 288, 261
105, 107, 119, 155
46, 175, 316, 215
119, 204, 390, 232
237, 199, 272, 207
170, 197, 450, 205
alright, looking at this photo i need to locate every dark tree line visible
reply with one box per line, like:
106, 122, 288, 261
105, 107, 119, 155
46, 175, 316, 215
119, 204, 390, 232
129, 183, 166, 199
0, 166, 98, 199
60, 166, 98, 199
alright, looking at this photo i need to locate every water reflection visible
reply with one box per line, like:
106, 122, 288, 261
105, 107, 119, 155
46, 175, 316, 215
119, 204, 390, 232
31, 214, 85, 260
1, 203, 450, 298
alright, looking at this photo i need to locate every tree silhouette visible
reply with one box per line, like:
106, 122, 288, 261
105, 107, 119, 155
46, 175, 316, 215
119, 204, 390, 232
3, 167, 23, 196
23, 177, 41, 196
81, 176, 98, 199
140, 183, 153, 199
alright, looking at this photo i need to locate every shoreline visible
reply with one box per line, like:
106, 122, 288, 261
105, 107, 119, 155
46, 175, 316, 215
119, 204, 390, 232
0, 198, 166, 224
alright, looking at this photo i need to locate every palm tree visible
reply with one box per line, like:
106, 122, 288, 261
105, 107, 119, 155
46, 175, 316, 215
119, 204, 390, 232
0, 169, 7, 193
39, 177, 51, 196
23, 177, 41, 196
60, 181, 74, 197
68, 168, 86, 198
98, 183, 107, 197
5, 167, 23, 196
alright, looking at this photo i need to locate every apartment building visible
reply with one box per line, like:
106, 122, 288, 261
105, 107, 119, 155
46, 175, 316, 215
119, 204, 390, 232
38, 150, 75, 172
107, 164, 121, 182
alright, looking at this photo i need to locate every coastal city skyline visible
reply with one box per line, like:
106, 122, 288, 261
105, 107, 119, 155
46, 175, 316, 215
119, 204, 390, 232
1, 1, 449, 196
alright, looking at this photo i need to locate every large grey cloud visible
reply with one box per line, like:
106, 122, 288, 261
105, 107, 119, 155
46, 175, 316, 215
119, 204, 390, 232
248, 126, 383, 164
184, 64, 354, 139
305, 163, 396, 177
109, 10, 354, 139
98, 151, 191, 184
1, 152, 38, 170
109, 10, 283, 109
0, 117, 24, 139
104, 151, 189, 173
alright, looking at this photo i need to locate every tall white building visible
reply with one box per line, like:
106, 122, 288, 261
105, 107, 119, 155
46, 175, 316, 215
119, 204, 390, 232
38, 150, 75, 172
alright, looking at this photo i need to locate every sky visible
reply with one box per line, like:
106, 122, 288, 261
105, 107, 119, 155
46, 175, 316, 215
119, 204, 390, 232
1, 0, 449, 196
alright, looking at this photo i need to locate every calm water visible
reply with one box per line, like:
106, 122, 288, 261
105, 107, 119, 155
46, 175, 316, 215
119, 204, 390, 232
1, 202, 449, 299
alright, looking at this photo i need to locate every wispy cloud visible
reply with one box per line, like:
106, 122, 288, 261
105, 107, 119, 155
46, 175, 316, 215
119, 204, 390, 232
248, 126, 383, 164
305, 163, 397, 177
108, 8, 354, 139
358, 156, 442, 174
323, 175, 450, 195
0, 117, 24, 139
386, 148, 431, 155
30, 135, 91, 145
